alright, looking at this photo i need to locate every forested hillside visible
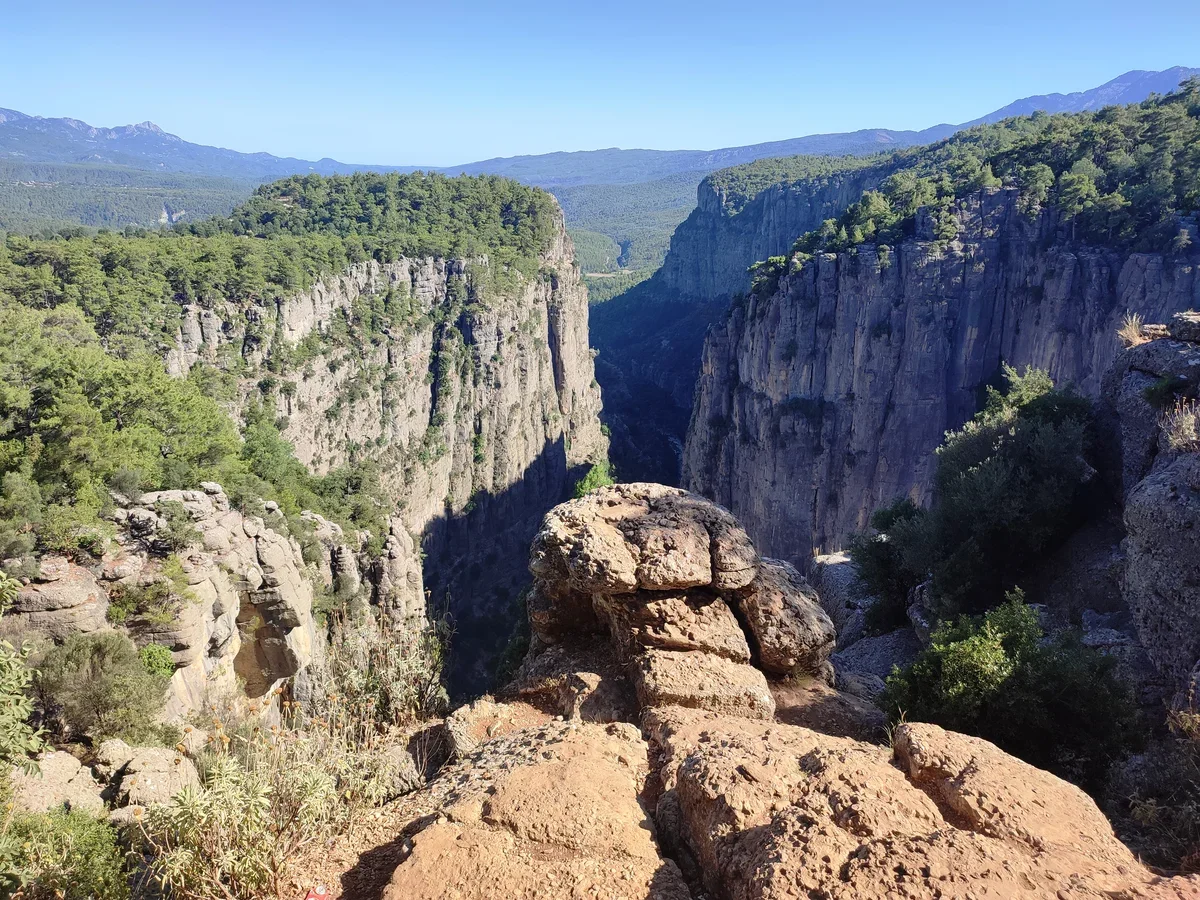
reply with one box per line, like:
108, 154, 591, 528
0, 172, 564, 563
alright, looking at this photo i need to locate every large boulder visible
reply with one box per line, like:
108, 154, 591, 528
381, 718, 691, 900
730, 558, 834, 678
1123, 452, 1200, 690
526, 484, 835, 721
9, 751, 103, 814
645, 706, 1199, 900
2, 563, 108, 641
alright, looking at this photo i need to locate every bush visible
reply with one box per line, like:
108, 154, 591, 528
1108, 706, 1200, 873
0, 798, 129, 900
882, 594, 1138, 792
154, 500, 201, 551
848, 498, 922, 634
573, 459, 615, 498
1162, 399, 1200, 453
851, 367, 1094, 620
0, 572, 45, 769
139, 643, 177, 679
35, 631, 170, 743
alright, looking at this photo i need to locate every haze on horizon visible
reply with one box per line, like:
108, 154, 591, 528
4, 0, 1198, 166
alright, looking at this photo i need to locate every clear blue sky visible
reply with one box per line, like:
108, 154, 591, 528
3, 0, 1197, 166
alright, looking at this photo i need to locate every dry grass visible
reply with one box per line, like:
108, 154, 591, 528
1161, 399, 1200, 453
1118, 311, 1150, 348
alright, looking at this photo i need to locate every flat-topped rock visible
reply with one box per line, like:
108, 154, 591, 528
529, 483, 759, 596
630, 649, 774, 720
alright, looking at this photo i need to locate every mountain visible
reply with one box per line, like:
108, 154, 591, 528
2, 67, 1195, 261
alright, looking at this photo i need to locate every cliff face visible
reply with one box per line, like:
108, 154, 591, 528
167, 214, 606, 694
592, 167, 886, 483
683, 188, 1200, 564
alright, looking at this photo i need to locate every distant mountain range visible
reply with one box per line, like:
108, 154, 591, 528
2, 66, 1196, 266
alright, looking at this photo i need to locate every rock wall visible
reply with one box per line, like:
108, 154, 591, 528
2, 483, 325, 721
367, 486, 1200, 900
591, 164, 890, 483
165, 211, 606, 694
1103, 313, 1200, 699
684, 188, 1200, 561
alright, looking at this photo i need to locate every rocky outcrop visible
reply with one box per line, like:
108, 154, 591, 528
9, 751, 104, 814
2, 482, 323, 720
367, 490, 1198, 899
684, 188, 1200, 561
163, 213, 606, 694
527, 483, 836, 716
1105, 314, 1200, 697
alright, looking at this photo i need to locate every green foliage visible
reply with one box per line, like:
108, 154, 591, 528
0, 572, 46, 769
139, 642, 177, 679
0, 799, 130, 900
1144, 374, 1192, 409
848, 498, 922, 634
155, 499, 202, 550
35, 631, 170, 743
883, 594, 1138, 790
705, 153, 891, 215
568, 228, 623, 273
573, 459, 616, 498
853, 367, 1093, 620
583, 268, 654, 304
0, 160, 254, 234
786, 80, 1200, 263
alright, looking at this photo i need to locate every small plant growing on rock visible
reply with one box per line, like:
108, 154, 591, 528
139, 642, 177, 679
1118, 311, 1149, 348
1161, 399, 1200, 453
155, 500, 201, 551
0, 572, 46, 769
573, 459, 615, 498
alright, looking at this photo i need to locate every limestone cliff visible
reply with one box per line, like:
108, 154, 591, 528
592, 163, 887, 483
684, 188, 1200, 562
166, 211, 606, 694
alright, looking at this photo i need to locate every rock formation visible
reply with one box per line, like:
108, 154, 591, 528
2, 482, 324, 720
684, 188, 1200, 561
367, 485, 1198, 900
161, 213, 606, 693
591, 165, 888, 483
1103, 312, 1200, 699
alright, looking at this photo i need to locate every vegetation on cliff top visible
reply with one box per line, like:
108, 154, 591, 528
0, 172, 560, 353
745, 78, 1200, 294
704, 151, 896, 216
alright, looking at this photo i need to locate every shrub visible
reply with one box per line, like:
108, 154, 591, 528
0, 572, 45, 770
35, 631, 170, 743
1108, 706, 1200, 873
848, 498, 922, 634
139, 643, 177, 679
0, 797, 130, 900
1143, 375, 1190, 410
852, 367, 1094, 620
1118, 311, 1149, 348
155, 500, 201, 551
1161, 399, 1200, 453
882, 594, 1138, 792
573, 459, 615, 498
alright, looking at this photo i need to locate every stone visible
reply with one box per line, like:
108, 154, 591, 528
443, 697, 551, 760
529, 483, 759, 597
110, 747, 200, 807
630, 649, 774, 720
504, 638, 637, 724
829, 626, 921, 679
594, 588, 750, 663
1123, 452, 1200, 690
808, 551, 872, 648
1169, 310, 1200, 342
2, 564, 107, 641
645, 707, 1199, 900
9, 751, 103, 814
731, 558, 834, 676
381, 720, 690, 900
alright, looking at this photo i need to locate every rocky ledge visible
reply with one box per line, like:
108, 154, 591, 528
367, 484, 1197, 899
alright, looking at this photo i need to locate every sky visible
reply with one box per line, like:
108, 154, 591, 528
3, 0, 1198, 166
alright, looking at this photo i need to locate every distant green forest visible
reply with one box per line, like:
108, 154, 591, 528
554, 172, 699, 270
0, 162, 255, 233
